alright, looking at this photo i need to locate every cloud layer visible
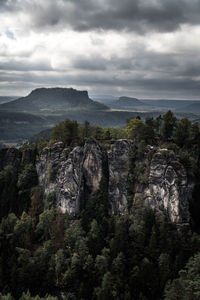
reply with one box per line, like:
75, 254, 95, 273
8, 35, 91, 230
1, 0, 200, 98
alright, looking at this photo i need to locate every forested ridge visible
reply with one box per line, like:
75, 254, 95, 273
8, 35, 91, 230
1, 111, 200, 300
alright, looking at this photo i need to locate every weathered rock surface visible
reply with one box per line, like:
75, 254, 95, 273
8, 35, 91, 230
0, 139, 194, 224
36, 142, 83, 214
108, 139, 136, 214
144, 149, 192, 223
82, 138, 106, 194
35, 139, 193, 224
36, 139, 107, 215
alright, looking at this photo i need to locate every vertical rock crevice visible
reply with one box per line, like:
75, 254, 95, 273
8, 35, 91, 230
108, 139, 136, 214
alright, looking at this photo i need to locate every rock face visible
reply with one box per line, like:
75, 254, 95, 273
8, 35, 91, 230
108, 140, 136, 214
0, 147, 36, 171
36, 142, 82, 214
35, 139, 193, 224
36, 139, 107, 215
143, 150, 192, 224
82, 139, 106, 194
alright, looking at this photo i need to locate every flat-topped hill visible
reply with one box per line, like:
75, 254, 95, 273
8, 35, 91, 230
0, 87, 108, 112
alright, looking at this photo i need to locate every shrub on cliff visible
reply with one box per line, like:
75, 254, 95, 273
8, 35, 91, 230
51, 120, 79, 146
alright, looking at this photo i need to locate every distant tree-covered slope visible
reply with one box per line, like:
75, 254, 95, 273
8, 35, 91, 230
177, 102, 200, 113
0, 96, 17, 104
0, 88, 109, 112
0, 111, 47, 141
141, 99, 200, 113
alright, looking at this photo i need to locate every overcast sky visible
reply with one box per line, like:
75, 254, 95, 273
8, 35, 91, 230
1, 0, 200, 99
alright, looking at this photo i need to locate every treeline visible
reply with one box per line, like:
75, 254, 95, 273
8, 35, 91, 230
48, 111, 200, 148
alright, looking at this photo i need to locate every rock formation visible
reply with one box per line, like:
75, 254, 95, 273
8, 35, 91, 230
143, 149, 192, 223
0, 147, 36, 171
0, 138, 193, 224
108, 139, 136, 214
0, 87, 109, 111
35, 139, 193, 224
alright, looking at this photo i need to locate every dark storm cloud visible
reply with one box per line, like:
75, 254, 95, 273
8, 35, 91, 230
0, 0, 7, 5
0, 0, 8, 6
12, 0, 200, 33
1, 44, 200, 98
0, 0, 8, 11
1, 63, 200, 97
0, 0, 20, 12
71, 51, 179, 74
1, 0, 200, 98
73, 57, 107, 71
0, 59, 52, 71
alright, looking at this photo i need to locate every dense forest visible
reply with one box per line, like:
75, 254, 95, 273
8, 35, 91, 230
1, 111, 200, 300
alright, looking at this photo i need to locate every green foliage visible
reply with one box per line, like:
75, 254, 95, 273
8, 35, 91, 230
0, 165, 18, 219
29, 187, 43, 227
18, 291, 57, 300
36, 138, 49, 154
162, 110, 177, 139
90, 125, 104, 140
103, 127, 127, 140
191, 123, 200, 147
0, 294, 13, 300
125, 117, 157, 144
35, 208, 55, 240
0, 205, 200, 300
132, 162, 149, 185
178, 149, 197, 177
51, 120, 79, 145
15, 164, 38, 217
79, 121, 91, 141
80, 177, 109, 231
50, 119, 127, 145
0, 213, 18, 234
45, 191, 56, 209
125, 117, 144, 139
14, 212, 32, 248
17, 164, 38, 190
19, 142, 37, 152
164, 253, 200, 300
174, 118, 192, 147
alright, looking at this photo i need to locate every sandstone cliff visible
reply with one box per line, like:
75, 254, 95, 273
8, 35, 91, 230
0, 139, 193, 224
35, 139, 193, 224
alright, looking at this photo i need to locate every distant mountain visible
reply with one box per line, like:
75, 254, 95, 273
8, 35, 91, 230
116, 96, 143, 106
110, 96, 149, 110
0, 88, 109, 112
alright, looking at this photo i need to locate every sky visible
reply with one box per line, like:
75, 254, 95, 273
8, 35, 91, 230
1, 0, 200, 99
